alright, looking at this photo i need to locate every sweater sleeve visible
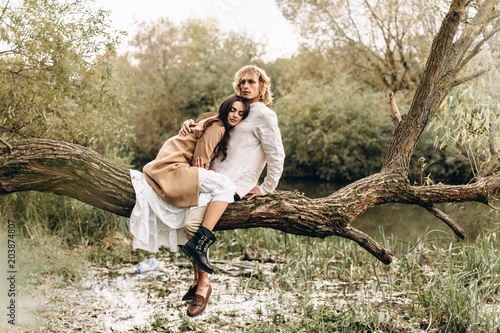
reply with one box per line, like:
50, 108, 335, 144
255, 111, 286, 195
193, 123, 225, 165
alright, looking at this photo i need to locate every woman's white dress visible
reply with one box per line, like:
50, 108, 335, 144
129, 168, 235, 253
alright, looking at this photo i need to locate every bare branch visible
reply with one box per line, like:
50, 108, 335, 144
345, 1, 363, 42
0, 139, 136, 217
452, 67, 490, 87
0, 0, 10, 22
424, 205, 465, 240
451, 0, 498, 72
389, 92, 403, 124
0, 138, 12, 153
458, 27, 500, 70
0, 50, 15, 56
2, 140, 499, 264
340, 226, 393, 265
383, 0, 497, 173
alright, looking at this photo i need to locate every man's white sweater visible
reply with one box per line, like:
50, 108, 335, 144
211, 102, 285, 198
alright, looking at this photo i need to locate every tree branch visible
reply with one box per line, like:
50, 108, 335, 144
2, 139, 500, 264
451, 0, 498, 73
340, 226, 393, 265
389, 92, 402, 124
458, 27, 500, 71
0, 139, 136, 217
382, 0, 469, 173
0, 0, 10, 22
423, 205, 465, 240
0, 138, 12, 153
382, 0, 500, 173
452, 66, 492, 87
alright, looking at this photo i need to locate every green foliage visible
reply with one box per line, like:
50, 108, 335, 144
16, 234, 89, 286
212, 226, 500, 332
267, 50, 469, 182
0, 0, 136, 245
0, 0, 133, 159
123, 18, 262, 167
274, 76, 394, 181
430, 57, 500, 178
417, 233, 500, 332
0, 192, 130, 247
8, 201, 499, 331
411, 129, 471, 184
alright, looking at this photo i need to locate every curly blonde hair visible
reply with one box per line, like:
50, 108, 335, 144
232, 65, 273, 105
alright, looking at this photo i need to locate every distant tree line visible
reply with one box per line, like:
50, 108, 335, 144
1, 0, 498, 242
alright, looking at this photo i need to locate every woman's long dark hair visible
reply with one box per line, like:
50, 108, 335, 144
201, 95, 250, 161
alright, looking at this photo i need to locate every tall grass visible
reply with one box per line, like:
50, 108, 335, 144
1, 192, 129, 246
417, 233, 500, 332
2, 190, 498, 331
209, 227, 500, 332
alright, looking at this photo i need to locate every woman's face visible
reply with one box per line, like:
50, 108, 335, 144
227, 101, 246, 127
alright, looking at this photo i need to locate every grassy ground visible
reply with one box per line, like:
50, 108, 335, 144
1, 192, 499, 332
1, 221, 499, 332
213, 227, 500, 332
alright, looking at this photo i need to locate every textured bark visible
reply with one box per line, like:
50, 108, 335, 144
2, 139, 500, 264
1, 0, 500, 264
0, 139, 135, 217
383, 0, 500, 173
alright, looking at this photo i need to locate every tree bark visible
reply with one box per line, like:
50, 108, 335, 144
1, 0, 500, 264
2, 139, 500, 264
0, 139, 135, 217
383, 0, 500, 173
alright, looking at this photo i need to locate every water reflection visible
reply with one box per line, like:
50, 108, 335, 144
278, 178, 498, 244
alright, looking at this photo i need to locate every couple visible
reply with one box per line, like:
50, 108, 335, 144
129, 65, 285, 317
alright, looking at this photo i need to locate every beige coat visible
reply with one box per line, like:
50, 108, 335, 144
143, 117, 225, 207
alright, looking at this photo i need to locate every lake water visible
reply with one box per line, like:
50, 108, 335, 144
278, 178, 499, 245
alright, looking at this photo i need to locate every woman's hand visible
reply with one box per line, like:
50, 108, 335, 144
179, 119, 196, 136
193, 157, 210, 169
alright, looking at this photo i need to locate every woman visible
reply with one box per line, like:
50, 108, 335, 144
129, 95, 249, 315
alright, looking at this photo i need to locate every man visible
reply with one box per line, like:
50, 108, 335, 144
180, 65, 285, 317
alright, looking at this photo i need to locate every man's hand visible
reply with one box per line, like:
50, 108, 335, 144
246, 186, 263, 200
179, 119, 196, 136
193, 156, 210, 169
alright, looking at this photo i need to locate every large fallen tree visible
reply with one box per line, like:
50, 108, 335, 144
1, 0, 500, 264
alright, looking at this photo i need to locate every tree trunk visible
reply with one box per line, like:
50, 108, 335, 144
0, 139, 135, 217
1, 0, 500, 264
2, 139, 499, 264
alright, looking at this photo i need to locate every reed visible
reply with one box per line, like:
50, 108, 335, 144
2, 191, 498, 331
1, 192, 129, 246
213, 227, 499, 332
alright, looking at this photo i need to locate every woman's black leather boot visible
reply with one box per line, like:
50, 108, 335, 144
181, 226, 216, 274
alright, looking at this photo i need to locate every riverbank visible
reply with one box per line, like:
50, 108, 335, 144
2, 253, 420, 332
2, 227, 500, 332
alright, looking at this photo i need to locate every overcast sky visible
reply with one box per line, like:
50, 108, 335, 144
95, 0, 300, 59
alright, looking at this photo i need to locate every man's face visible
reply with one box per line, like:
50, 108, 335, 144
239, 74, 260, 103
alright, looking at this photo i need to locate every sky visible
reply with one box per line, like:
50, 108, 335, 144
95, 0, 300, 60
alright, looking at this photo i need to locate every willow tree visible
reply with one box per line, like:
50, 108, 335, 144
0, 0, 132, 160
2, 0, 500, 264
277, 0, 470, 92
